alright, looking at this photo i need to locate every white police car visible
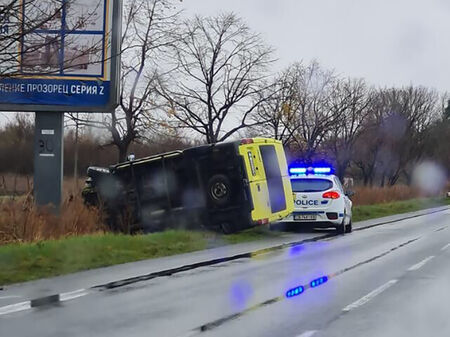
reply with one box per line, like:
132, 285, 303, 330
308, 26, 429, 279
281, 167, 353, 234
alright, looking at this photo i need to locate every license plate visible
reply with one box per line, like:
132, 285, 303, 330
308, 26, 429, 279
294, 214, 317, 221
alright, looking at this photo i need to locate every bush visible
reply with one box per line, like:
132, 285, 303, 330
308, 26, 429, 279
0, 194, 103, 245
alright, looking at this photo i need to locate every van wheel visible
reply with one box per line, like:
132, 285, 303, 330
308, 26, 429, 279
220, 222, 238, 234
208, 174, 231, 207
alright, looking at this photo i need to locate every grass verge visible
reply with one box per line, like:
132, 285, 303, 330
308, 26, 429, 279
352, 197, 450, 222
0, 231, 209, 285
0, 228, 284, 285
0, 197, 449, 285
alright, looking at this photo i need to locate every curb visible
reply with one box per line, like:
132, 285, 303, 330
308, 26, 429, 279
1, 205, 449, 316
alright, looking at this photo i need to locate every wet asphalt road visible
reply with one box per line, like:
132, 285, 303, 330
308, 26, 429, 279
1, 209, 449, 337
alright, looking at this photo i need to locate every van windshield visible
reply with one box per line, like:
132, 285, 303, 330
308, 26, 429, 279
291, 178, 333, 192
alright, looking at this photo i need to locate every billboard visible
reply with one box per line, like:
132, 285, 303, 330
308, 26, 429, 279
0, 0, 121, 112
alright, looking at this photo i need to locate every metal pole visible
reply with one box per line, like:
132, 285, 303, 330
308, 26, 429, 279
74, 112, 79, 189
34, 112, 64, 211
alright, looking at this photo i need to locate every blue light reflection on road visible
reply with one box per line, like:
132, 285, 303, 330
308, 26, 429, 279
230, 280, 253, 311
286, 275, 330, 299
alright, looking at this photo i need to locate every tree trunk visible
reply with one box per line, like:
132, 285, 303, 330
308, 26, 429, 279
337, 159, 349, 181
118, 144, 129, 163
380, 174, 385, 187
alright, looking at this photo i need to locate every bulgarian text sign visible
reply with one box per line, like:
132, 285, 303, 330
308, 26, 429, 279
0, 0, 121, 112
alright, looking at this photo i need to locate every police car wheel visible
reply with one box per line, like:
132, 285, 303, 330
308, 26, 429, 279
336, 224, 345, 235
345, 220, 353, 233
208, 174, 231, 206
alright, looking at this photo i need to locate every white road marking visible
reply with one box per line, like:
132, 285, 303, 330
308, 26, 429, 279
59, 289, 89, 302
297, 331, 318, 337
175, 330, 198, 337
408, 256, 434, 271
0, 301, 31, 316
0, 289, 89, 316
0, 296, 22, 300
342, 280, 397, 312
441, 243, 450, 251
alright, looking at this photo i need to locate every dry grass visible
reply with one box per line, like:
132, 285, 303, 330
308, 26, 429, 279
0, 174, 32, 196
0, 174, 100, 244
353, 184, 450, 206
0, 193, 103, 245
353, 185, 419, 206
0, 174, 85, 197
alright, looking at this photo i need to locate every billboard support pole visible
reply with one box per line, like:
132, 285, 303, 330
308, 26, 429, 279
34, 112, 64, 211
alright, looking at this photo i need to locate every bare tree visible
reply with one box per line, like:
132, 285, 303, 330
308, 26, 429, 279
325, 78, 372, 179
354, 86, 440, 186
157, 13, 275, 144
251, 68, 301, 146
381, 86, 439, 185
353, 96, 385, 186
74, 0, 180, 162
257, 61, 337, 161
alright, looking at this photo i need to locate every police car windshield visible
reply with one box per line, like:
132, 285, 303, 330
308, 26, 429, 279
291, 178, 333, 192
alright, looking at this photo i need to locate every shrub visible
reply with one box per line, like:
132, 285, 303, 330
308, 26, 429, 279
0, 194, 103, 245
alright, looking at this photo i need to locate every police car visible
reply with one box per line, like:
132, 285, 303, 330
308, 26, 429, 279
281, 166, 353, 234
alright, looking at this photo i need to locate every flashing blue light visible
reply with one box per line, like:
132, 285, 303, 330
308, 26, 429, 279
313, 167, 332, 174
286, 286, 305, 298
310, 276, 328, 288
289, 166, 333, 176
289, 168, 307, 174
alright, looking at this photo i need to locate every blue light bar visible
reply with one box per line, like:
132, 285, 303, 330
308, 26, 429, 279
313, 167, 332, 174
289, 168, 307, 174
310, 276, 328, 288
286, 286, 305, 298
289, 166, 333, 175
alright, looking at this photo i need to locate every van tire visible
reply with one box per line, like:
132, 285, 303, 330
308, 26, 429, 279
220, 222, 238, 234
208, 174, 231, 207
345, 220, 353, 233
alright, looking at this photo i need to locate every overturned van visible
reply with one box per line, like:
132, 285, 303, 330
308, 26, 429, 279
82, 138, 294, 234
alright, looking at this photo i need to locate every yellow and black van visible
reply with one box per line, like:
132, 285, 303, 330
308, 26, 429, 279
83, 138, 293, 233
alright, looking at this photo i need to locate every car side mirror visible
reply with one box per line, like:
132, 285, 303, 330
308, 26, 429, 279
345, 190, 355, 198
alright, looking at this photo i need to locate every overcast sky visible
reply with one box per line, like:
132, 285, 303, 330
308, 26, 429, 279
181, 0, 449, 92
1, 0, 448, 124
